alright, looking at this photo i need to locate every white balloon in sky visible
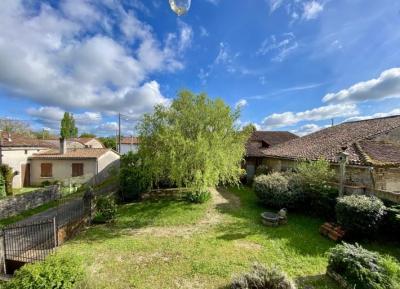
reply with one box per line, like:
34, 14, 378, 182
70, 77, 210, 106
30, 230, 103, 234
169, 0, 191, 16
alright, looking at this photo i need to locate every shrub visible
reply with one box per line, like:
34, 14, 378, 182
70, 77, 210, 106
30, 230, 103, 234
231, 263, 296, 289
253, 173, 303, 209
336, 195, 386, 238
7, 255, 84, 289
381, 204, 400, 240
327, 242, 400, 289
0, 172, 5, 198
94, 196, 117, 223
255, 165, 269, 176
296, 159, 335, 194
41, 180, 51, 187
184, 189, 211, 204
0, 164, 14, 196
119, 152, 149, 202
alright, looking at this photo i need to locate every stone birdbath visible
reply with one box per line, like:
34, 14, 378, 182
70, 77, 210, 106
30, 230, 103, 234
261, 209, 287, 227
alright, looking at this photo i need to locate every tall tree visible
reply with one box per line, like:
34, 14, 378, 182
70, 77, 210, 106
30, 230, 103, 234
60, 112, 78, 139
137, 90, 251, 193
99, 137, 116, 150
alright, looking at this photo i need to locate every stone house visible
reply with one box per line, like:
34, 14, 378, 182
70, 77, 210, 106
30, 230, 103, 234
244, 131, 298, 179
261, 115, 400, 194
29, 139, 120, 186
119, 136, 139, 154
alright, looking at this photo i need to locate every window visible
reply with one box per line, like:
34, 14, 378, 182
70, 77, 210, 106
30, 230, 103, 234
40, 163, 52, 178
72, 163, 84, 177
24, 150, 28, 154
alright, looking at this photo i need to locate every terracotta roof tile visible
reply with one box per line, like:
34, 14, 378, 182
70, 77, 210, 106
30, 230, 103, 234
120, 136, 139, 145
246, 131, 298, 157
357, 140, 400, 166
29, 148, 113, 160
263, 115, 400, 166
1, 132, 53, 148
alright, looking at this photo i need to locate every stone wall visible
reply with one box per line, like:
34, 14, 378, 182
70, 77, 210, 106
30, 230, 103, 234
0, 185, 60, 219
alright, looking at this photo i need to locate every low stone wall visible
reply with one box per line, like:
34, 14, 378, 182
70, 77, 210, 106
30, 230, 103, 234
0, 185, 60, 219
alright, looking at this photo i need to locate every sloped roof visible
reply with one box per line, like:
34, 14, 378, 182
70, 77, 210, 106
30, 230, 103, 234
71, 138, 104, 147
356, 140, 400, 166
29, 148, 114, 160
1, 132, 53, 148
246, 131, 298, 157
263, 115, 400, 166
120, 136, 139, 145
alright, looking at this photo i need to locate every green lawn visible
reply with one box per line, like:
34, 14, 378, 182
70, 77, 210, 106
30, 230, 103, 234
54, 187, 399, 289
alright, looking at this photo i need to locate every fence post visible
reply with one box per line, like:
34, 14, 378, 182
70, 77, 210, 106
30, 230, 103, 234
1, 229, 6, 275
53, 217, 58, 248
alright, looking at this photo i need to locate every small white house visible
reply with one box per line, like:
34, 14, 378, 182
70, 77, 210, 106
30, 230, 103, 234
119, 136, 139, 154
29, 138, 120, 186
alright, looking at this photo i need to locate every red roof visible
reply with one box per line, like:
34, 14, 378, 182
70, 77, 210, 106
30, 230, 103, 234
263, 115, 400, 166
120, 136, 139, 145
29, 148, 114, 160
246, 131, 298, 157
1, 132, 53, 148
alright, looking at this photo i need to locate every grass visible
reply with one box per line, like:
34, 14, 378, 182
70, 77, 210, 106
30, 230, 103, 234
0, 200, 58, 228
12, 187, 39, 195
51, 187, 400, 289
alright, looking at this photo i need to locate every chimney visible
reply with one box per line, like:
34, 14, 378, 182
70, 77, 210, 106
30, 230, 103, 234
60, 138, 67, 154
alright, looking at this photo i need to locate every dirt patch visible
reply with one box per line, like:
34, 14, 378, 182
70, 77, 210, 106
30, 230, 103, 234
233, 240, 263, 251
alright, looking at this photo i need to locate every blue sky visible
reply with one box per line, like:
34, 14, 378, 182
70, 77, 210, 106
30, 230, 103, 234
0, 0, 400, 136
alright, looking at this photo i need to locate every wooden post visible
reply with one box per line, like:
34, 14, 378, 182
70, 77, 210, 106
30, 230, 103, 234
53, 217, 58, 248
337, 151, 349, 197
2, 229, 7, 275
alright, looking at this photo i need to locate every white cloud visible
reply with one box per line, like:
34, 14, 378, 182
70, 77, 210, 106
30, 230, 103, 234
262, 104, 359, 129
27, 106, 102, 131
323, 68, 400, 103
290, 123, 322, 136
268, 0, 324, 22
205, 0, 221, 5
0, 0, 191, 118
343, 108, 400, 122
257, 33, 298, 62
199, 26, 209, 37
302, 1, 324, 20
235, 99, 248, 109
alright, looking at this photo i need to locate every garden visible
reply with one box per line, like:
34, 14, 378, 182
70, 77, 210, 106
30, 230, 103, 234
2, 91, 400, 289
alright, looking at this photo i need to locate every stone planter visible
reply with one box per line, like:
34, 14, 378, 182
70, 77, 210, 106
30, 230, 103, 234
261, 212, 287, 227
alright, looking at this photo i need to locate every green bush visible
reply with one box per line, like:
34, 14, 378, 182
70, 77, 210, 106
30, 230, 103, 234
253, 173, 303, 209
255, 165, 269, 176
41, 180, 52, 187
381, 204, 400, 240
184, 189, 211, 204
327, 242, 400, 289
0, 172, 5, 198
296, 159, 335, 194
0, 164, 14, 196
336, 195, 386, 238
119, 152, 149, 202
231, 262, 296, 289
94, 196, 117, 223
6, 255, 84, 289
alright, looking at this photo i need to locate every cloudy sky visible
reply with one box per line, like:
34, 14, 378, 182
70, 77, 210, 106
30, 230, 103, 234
0, 0, 400, 136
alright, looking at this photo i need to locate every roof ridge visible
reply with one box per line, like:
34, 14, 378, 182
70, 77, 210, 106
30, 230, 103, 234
343, 114, 400, 124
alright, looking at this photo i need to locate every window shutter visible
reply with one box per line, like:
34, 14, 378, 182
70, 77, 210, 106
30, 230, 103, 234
72, 163, 84, 177
41, 163, 52, 177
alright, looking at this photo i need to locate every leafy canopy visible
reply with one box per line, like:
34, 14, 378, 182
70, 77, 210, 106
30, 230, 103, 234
60, 112, 78, 139
137, 90, 250, 191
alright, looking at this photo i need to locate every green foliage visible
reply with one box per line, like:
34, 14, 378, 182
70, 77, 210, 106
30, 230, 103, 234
137, 90, 250, 192
0, 172, 5, 198
98, 137, 117, 150
381, 204, 400, 240
0, 118, 32, 135
295, 159, 338, 219
60, 112, 78, 139
255, 165, 269, 176
41, 180, 52, 187
231, 263, 296, 289
336, 195, 386, 238
6, 255, 84, 289
94, 196, 117, 223
119, 152, 149, 202
79, 132, 96, 138
327, 242, 400, 289
0, 164, 13, 196
184, 189, 211, 204
253, 173, 303, 209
